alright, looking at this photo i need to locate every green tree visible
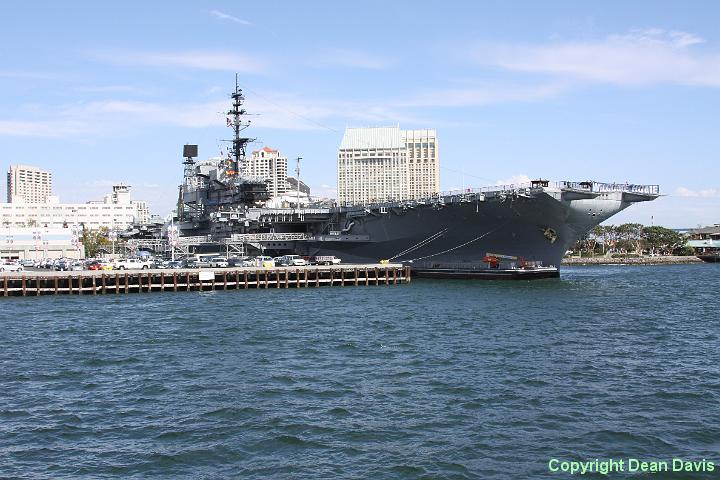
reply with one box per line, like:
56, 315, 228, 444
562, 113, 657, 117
81, 226, 111, 258
616, 223, 644, 253
590, 225, 612, 255
642, 226, 687, 255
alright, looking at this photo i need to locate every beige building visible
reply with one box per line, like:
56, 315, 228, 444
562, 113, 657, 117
403, 129, 439, 200
337, 126, 439, 206
7, 165, 53, 203
246, 146, 289, 198
0, 227, 84, 261
0, 185, 150, 230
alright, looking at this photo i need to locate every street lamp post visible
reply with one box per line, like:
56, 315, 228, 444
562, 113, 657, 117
110, 218, 118, 256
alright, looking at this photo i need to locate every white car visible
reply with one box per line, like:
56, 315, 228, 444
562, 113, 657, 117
114, 258, 152, 270
314, 255, 341, 265
210, 256, 229, 267
284, 255, 307, 266
0, 263, 23, 272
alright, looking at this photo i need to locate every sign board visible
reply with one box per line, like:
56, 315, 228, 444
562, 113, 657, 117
199, 271, 214, 281
167, 225, 179, 247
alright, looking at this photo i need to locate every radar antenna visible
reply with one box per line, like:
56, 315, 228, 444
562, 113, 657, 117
224, 73, 255, 180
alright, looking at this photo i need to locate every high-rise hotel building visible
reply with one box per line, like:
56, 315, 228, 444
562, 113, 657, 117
7, 165, 53, 203
337, 126, 439, 205
246, 146, 289, 198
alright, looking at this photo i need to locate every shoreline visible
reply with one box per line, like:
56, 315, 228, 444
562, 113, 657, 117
562, 255, 702, 266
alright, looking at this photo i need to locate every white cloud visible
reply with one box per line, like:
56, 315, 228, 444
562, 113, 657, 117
74, 84, 142, 94
209, 10, 251, 26
0, 70, 71, 81
242, 91, 431, 131
84, 179, 120, 188
81, 100, 228, 128
91, 50, 267, 74
495, 174, 532, 186
0, 90, 433, 139
310, 48, 392, 70
0, 119, 88, 138
470, 28, 720, 87
0, 100, 225, 138
312, 184, 337, 199
676, 186, 718, 198
397, 83, 567, 107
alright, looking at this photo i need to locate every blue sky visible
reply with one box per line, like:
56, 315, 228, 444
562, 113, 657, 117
1, 0, 719, 227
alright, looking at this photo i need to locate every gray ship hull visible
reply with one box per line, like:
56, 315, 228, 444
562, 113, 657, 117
172, 182, 658, 279
294, 186, 658, 275
167, 83, 659, 279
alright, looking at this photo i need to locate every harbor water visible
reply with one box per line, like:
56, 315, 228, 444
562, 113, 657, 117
1, 264, 719, 479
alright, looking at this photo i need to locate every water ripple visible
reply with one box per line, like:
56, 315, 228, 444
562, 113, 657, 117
0, 264, 718, 478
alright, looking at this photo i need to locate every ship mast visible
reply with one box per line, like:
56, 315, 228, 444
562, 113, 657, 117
226, 73, 254, 180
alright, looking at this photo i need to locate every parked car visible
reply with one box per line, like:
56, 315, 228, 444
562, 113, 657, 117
254, 256, 275, 268
181, 259, 200, 269
0, 262, 23, 272
210, 256, 229, 268
273, 256, 290, 266
20, 259, 35, 267
284, 255, 307, 266
69, 262, 84, 271
54, 260, 71, 271
228, 256, 254, 267
114, 258, 152, 270
86, 260, 103, 271
165, 261, 183, 269
314, 255, 342, 265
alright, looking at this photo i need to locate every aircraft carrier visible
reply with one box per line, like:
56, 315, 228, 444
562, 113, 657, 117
173, 79, 660, 279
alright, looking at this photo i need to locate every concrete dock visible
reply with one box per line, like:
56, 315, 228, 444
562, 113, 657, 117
561, 255, 702, 265
0, 264, 410, 297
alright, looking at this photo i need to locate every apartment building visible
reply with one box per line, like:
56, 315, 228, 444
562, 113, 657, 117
246, 146, 289, 198
7, 165, 53, 203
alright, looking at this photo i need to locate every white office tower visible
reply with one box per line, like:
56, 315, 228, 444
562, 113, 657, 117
402, 129, 439, 200
337, 126, 439, 205
7, 165, 53, 203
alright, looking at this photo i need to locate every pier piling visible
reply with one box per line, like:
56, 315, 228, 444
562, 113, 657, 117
0, 264, 409, 297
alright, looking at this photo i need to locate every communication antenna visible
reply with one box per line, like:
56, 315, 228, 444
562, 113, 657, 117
223, 73, 255, 179
296, 156, 302, 207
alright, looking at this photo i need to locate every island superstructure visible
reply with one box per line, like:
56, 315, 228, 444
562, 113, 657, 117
171, 79, 659, 278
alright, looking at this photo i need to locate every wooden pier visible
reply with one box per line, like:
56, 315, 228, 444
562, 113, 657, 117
0, 264, 410, 297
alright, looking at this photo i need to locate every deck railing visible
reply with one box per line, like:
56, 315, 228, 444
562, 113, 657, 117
340, 180, 660, 209
227, 233, 309, 242
559, 181, 660, 195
